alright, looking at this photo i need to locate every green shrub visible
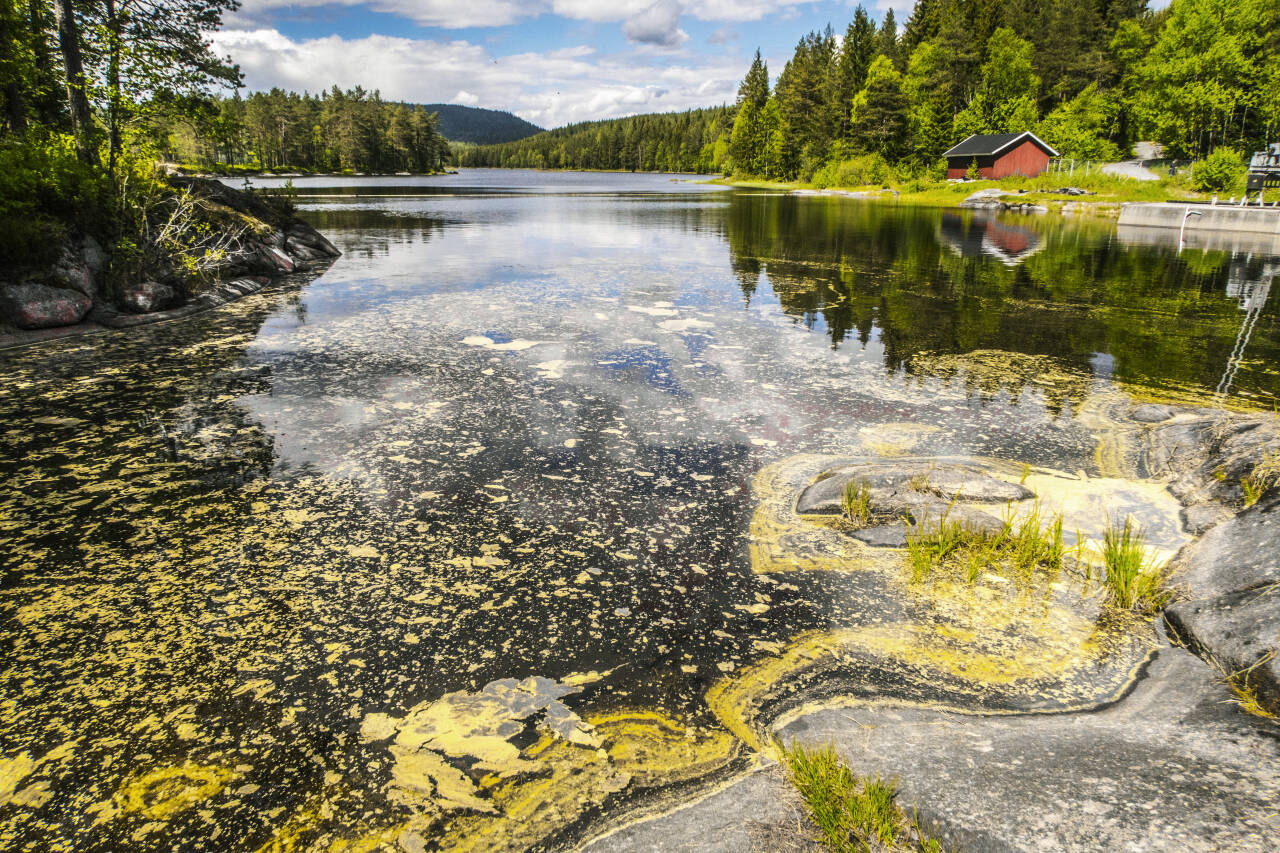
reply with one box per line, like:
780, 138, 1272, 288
0, 134, 111, 270
811, 153, 896, 189
1192, 147, 1246, 193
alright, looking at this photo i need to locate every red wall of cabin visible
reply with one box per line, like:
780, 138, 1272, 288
946, 140, 1051, 179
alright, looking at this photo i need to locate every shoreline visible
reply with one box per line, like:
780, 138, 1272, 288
0, 271, 324, 351
707, 176, 1207, 217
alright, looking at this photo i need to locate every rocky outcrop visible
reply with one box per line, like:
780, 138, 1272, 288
1131, 406, 1280, 716
958, 188, 1048, 214
1163, 490, 1280, 715
1, 178, 339, 337
795, 460, 1033, 545
0, 282, 93, 329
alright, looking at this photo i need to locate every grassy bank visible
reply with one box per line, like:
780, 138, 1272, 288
710, 169, 1221, 215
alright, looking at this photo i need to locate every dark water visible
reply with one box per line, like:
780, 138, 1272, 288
1, 170, 1276, 851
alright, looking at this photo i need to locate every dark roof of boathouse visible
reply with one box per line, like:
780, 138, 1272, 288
943, 131, 1058, 159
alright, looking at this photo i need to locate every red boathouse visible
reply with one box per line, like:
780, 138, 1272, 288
943, 132, 1058, 179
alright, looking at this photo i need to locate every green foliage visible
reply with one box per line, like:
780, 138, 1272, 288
954, 27, 1041, 137
906, 500, 1065, 587
841, 479, 872, 525
155, 88, 453, 174
0, 134, 110, 269
1038, 84, 1123, 160
458, 106, 733, 173
781, 741, 940, 853
812, 153, 895, 189
1132, 0, 1278, 156
850, 55, 909, 160
1191, 147, 1245, 193
1096, 518, 1172, 613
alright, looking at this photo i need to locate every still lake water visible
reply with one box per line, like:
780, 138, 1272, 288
3, 169, 1279, 850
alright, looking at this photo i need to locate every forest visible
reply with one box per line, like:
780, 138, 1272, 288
456, 107, 733, 172
152, 88, 453, 174
468, 0, 1280, 183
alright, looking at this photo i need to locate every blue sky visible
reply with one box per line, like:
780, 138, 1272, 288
214, 1, 1165, 130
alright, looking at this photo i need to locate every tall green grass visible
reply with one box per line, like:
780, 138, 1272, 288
906, 500, 1064, 586
781, 741, 942, 853
841, 478, 872, 525
1096, 518, 1172, 613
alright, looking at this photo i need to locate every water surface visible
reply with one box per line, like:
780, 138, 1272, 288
3, 169, 1278, 851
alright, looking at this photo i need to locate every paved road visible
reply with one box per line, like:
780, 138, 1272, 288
1102, 159, 1161, 181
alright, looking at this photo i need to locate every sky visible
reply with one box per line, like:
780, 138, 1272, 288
213, 0, 1171, 131
212, 1, 916, 129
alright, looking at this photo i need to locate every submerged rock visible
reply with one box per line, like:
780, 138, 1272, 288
0, 282, 92, 329
796, 460, 1033, 516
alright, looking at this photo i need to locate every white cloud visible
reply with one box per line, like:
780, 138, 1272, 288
622, 1, 688, 48
707, 26, 738, 44
232, 0, 531, 28
210, 28, 742, 128
232, 0, 818, 27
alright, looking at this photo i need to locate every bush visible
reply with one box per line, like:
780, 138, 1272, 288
1192, 147, 1246, 193
811, 153, 895, 189
0, 135, 111, 270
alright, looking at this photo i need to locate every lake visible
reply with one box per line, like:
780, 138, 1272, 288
2, 169, 1277, 850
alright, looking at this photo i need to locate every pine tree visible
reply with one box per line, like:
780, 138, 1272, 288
737, 50, 769, 110
851, 54, 910, 159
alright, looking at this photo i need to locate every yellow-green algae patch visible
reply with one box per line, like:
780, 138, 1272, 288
247, 677, 741, 853
116, 764, 239, 820
713, 453, 1166, 752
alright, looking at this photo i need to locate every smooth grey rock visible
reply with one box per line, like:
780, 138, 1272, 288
1165, 587, 1280, 714
580, 766, 818, 853
903, 493, 1006, 537
285, 236, 327, 261
1, 282, 92, 329
797, 462, 1031, 515
772, 647, 1279, 853
1131, 403, 1176, 423
1170, 491, 1280, 598
587, 649, 1279, 853
119, 281, 178, 314
1144, 416, 1280, 507
1180, 502, 1232, 536
286, 224, 341, 257
850, 522, 909, 548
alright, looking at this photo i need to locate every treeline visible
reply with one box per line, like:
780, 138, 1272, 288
153, 88, 452, 174
728, 0, 1280, 181
457, 107, 733, 173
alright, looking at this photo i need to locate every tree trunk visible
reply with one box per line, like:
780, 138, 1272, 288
105, 0, 121, 176
52, 0, 97, 165
0, 11, 28, 133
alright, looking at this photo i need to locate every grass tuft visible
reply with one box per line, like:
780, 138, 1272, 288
1094, 517, 1172, 613
780, 741, 942, 852
906, 500, 1064, 587
1241, 449, 1280, 507
841, 479, 872, 526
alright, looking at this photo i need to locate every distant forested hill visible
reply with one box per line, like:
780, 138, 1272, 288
457, 107, 735, 173
421, 104, 543, 144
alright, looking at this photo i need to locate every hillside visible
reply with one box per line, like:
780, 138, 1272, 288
420, 104, 543, 144
457, 106, 733, 173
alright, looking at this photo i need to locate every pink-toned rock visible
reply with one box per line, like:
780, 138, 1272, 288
1, 283, 92, 329
119, 281, 178, 314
